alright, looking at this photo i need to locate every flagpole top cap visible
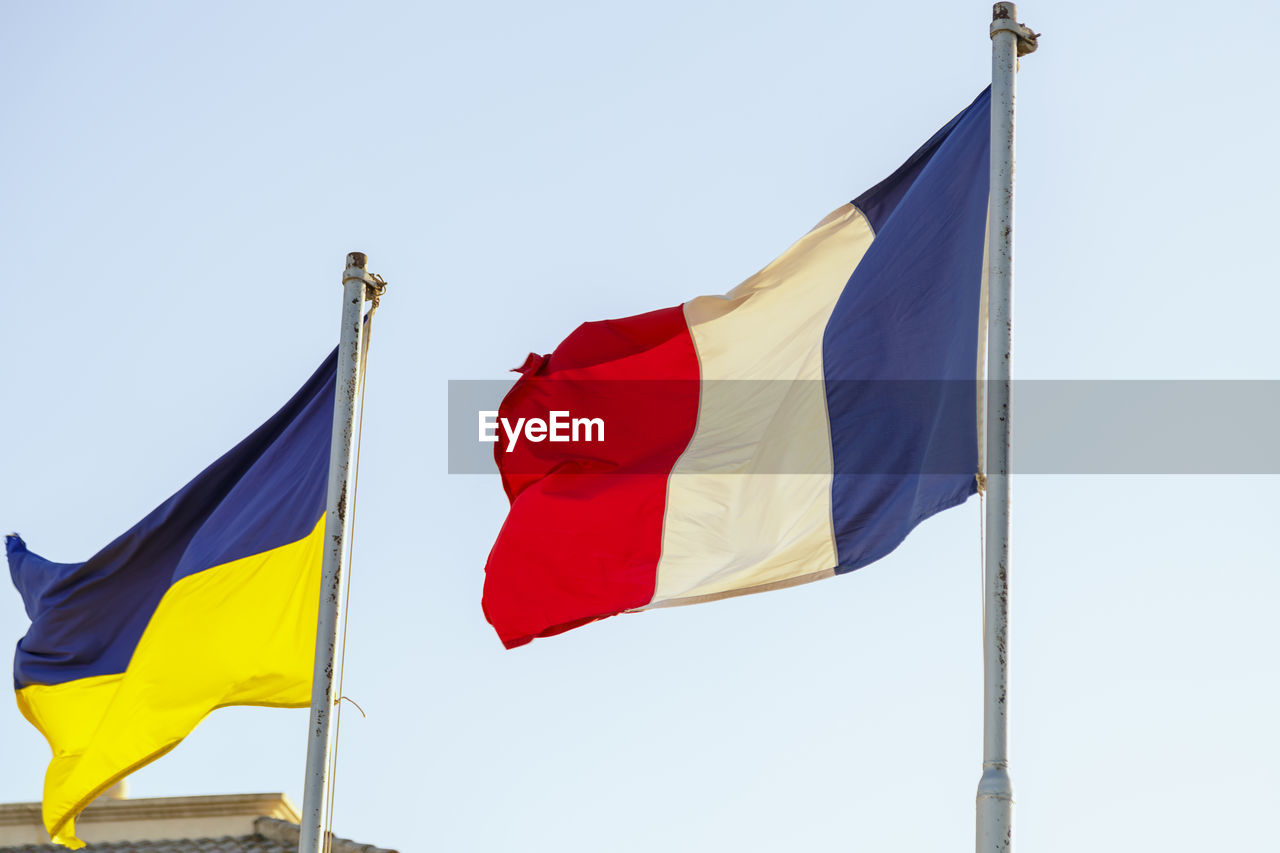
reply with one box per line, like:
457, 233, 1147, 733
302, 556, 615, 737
346, 252, 368, 270
991, 3, 1038, 54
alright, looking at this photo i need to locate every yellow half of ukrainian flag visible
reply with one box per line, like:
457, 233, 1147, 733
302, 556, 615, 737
7, 350, 337, 848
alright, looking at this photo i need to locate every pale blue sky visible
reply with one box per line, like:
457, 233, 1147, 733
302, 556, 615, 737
2, 2, 1277, 851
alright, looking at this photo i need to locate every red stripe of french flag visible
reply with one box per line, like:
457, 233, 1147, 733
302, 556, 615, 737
483, 306, 700, 648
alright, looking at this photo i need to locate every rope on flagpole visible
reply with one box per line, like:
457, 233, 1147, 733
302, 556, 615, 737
979, 490, 987, 635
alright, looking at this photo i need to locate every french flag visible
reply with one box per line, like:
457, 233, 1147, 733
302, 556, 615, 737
485, 89, 992, 649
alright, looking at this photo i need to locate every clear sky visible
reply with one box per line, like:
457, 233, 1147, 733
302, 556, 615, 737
2, 1, 1277, 851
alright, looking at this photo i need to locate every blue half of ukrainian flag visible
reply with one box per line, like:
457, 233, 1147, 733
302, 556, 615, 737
7, 350, 336, 848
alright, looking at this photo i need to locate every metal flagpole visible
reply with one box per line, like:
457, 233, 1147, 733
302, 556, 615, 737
299, 251, 374, 853
978, 5, 1035, 853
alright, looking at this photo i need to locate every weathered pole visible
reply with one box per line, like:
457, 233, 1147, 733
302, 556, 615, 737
298, 252, 372, 853
978, 5, 1035, 852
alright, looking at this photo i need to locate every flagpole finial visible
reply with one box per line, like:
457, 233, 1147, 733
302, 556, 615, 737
346, 252, 368, 270
991, 3, 1039, 56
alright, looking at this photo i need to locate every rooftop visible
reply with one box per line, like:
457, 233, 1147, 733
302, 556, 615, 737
0, 793, 396, 853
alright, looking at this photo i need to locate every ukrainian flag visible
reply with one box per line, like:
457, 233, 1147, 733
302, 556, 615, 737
7, 350, 337, 848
